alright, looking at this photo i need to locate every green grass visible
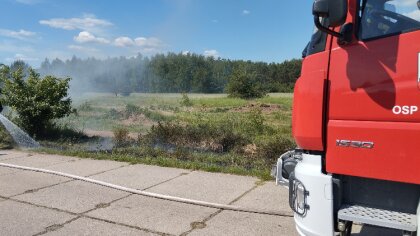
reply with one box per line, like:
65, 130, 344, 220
34, 92, 294, 180
256, 95, 293, 108
36, 147, 273, 180
192, 97, 247, 108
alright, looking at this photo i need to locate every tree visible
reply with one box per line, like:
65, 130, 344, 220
226, 67, 267, 99
0, 65, 72, 137
38, 54, 301, 94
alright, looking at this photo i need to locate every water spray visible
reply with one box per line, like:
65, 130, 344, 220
0, 114, 40, 149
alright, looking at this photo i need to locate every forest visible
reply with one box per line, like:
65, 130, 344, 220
37, 53, 302, 95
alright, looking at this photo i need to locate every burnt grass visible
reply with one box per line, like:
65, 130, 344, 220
7, 93, 295, 180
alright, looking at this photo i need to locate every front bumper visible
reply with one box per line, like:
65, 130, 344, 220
274, 152, 334, 236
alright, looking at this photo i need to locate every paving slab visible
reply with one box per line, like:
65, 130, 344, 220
45, 217, 157, 236
234, 181, 292, 213
14, 180, 129, 213
87, 194, 217, 235
90, 164, 190, 190
0, 150, 30, 160
0, 200, 75, 236
0, 153, 78, 168
189, 211, 297, 236
0, 164, 23, 176
0, 170, 69, 197
46, 158, 128, 177
148, 171, 258, 204
0, 151, 31, 175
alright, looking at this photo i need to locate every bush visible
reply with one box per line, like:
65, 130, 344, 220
113, 127, 130, 147
42, 123, 87, 142
254, 133, 294, 160
0, 125, 13, 149
245, 108, 265, 134
226, 68, 267, 99
145, 118, 249, 153
124, 104, 140, 118
180, 93, 193, 107
0, 66, 72, 137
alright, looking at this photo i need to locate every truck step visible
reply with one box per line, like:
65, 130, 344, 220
338, 204, 417, 232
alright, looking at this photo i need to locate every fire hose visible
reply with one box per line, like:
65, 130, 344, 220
0, 162, 293, 217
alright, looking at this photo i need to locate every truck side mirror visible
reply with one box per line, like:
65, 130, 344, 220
312, 0, 348, 38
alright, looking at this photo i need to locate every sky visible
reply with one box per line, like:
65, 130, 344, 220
0, 0, 315, 67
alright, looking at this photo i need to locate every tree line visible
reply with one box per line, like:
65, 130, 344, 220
36, 53, 301, 95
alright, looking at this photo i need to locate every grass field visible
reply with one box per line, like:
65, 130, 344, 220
1, 93, 295, 180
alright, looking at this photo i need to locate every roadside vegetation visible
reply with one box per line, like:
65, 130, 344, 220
37, 93, 294, 180
0, 125, 13, 149
0, 65, 73, 137
0, 60, 297, 180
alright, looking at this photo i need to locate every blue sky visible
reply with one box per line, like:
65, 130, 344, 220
0, 0, 315, 67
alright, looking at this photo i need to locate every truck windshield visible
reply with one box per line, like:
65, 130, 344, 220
360, 0, 420, 40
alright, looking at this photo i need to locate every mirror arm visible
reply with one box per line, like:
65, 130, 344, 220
313, 15, 342, 38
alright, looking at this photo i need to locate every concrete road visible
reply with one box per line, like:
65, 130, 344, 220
0, 150, 296, 236
0, 150, 403, 236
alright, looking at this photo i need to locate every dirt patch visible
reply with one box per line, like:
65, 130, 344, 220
243, 143, 257, 156
84, 129, 138, 139
190, 221, 207, 229
231, 103, 280, 113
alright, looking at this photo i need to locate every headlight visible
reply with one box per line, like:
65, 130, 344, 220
296, 183, 306, 210
289, 174, 310, 216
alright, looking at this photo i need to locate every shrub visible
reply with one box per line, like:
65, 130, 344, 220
226, 68, 267, 99
0, 125, 13, 149
113, 127, 130, 147
180, 93, 193, 107
42, 123, 87, 142
246, 108, 265, 134
145, 118, 249, 152
0, 66, 72, 137
255, 134, 295, 162
125, 104, 140, 118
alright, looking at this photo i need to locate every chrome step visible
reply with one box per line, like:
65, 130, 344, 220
338, 204, 417, 232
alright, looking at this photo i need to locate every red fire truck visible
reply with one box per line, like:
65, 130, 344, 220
273, 0, 420, 235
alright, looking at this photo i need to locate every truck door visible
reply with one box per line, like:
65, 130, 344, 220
326, 0, 420, 184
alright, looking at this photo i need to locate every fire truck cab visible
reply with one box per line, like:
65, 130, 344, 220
274, 0, 420, 235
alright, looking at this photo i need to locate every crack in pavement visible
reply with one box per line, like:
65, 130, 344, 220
6, 163, 128, 198
0, 156, 272, 236
179, 181, 265, 236
22, 170, 192, 235
142, 171, 191, 191
0, 195, 171, 236
32, 216, 82, 236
